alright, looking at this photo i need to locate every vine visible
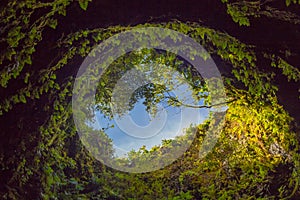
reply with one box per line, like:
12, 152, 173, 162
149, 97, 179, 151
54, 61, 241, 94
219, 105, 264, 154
1, 2, 299, 198
221, 0, 300, 26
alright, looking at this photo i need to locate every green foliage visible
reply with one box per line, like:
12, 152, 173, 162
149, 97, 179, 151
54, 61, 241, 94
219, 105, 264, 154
0, 0, 72, 88
276, 57, 300, 82
285, 0, 300, 6
227, 4, 251, 26
78, 0, 91, 11
222, 0, 300, 26
1, 1, 300, 199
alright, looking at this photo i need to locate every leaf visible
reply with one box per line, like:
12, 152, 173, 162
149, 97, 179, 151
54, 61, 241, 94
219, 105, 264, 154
33, 90, 40, 99
48, 19, 58, 29
286, 0, 291, 6
222, 41, 227, 50
25, 56, 32, 65
24, 73, 30, 84
25, 91, 30, 97
78, 0, 90, 11
50, 73, 56, 80
19, 94, 26, 103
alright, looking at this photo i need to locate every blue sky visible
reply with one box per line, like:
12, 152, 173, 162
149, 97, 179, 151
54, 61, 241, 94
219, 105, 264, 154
89, 82, 210, 157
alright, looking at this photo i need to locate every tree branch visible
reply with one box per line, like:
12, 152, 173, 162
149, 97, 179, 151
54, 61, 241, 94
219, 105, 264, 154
164, 95, 236, 109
